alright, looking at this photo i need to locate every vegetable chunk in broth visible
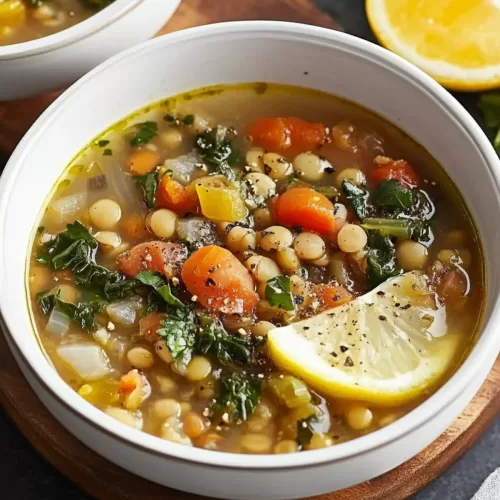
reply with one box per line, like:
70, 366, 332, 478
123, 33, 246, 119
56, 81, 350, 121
0, 0, 114, 46
28, 83, 485, 454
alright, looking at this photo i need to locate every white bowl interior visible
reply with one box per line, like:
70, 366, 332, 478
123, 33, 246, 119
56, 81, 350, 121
1, 22, 500, 471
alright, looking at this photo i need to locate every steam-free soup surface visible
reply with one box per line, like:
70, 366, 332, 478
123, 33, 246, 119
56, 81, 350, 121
0, 0, 113, 46
28, 84, 484, 454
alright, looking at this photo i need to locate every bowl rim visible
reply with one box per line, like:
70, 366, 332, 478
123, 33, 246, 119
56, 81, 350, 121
0, 0, 143, 60
1, 20, 500, 471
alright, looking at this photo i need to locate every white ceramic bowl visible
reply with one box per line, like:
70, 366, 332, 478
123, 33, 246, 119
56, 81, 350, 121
1, 22, 500, 500
0, 0, 180, 100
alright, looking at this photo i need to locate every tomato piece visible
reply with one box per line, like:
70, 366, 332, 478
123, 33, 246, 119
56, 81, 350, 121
117, 241, 187, 278
139, 312, 164, 343
246, 117, 327, 154
181, 245, 259, 314
311, 284, 353, 312
274, 187, 336, 235
156, 175, 199, 215
370, 159, 420, 189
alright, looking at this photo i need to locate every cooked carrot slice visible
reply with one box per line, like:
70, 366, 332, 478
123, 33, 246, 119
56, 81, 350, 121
156, 175, 199, 215
139, 312, 165, 343
274, 187, 337, 235
246, 117, 327, 154
181, 245, 259, 314
119, 213, 150, 240
117, 241, 187, 278
127, 149, 160, 175
311, 284, 353, 312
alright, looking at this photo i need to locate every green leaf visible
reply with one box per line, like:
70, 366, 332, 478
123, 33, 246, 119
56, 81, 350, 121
478, 93, 500, 128
37, 291, 103, 331
96, 140, 110, 147
135, 271, 185, 308
365, 232, 402, 288
196, 321, 266, 367
157, 307, 198, 362
195, 127, 239, 180
265, 275, 295, 311
296, 415, 319, 448
134, 167, 160, 209
130, 121, 158, 147
103, 149, 113, 156
183, 114, 195, 125
374, 180, 414, 210
342, 180, 369, 219
213, 373, 261, 422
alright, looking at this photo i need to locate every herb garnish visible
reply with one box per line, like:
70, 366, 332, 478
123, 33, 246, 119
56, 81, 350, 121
213, 373, 261, 422
135, 271, 184, 308
96, 140, 110, 147
157, 307, 198, 363
133, 166, 168, 208
265, 275, 295, 311
130, 121, 158, 146
195, 127, 239, 180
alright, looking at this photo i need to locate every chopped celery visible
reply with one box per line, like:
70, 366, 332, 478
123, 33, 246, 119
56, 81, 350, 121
268, 375, 311, 408
361, 218, 410, 238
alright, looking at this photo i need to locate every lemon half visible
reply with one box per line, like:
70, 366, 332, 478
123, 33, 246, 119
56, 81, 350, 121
268, 272, 460, 406
366, 0, 500, 91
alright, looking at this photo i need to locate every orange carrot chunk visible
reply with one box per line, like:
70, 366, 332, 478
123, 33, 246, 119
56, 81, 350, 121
311, 284, 353, 312
246, 117, 327, 154
139, 312, 165, 343
370, 159, 420, 189
127, 149, 160, 175
181, 245, 259, 315
117, 241, 187, 278
274, 187, 337, 235
156, 175, 199, 215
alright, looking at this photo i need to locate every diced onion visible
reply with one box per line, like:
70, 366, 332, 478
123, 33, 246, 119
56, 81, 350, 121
57, 344, 111, 381
48, 193, 86, 224
165, 151, 202, 185
176, 217, 220, 246
45, 309, 70, 339
106, 296, 143, 326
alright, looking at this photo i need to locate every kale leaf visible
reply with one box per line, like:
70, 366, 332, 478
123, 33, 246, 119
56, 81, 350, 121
478, 93, 500, 153
365, 232, 402, 288
373, 180, 414, 210
342, 180, 369, 219
195, 127, 239, 180
135, 271, 184, 308
265, 275, 295, 311
196, 321, 266, 367
38, 291, 105, 331
133, 166, 162, 209
213, 373, 261, 422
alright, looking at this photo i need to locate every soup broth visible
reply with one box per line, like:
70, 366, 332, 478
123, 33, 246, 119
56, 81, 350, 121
27, 84, 485, 454
0, 0, 113, 46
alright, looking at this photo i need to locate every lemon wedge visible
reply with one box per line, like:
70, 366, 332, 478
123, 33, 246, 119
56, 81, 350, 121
268, 272, 460, 406
366, 0, 500, 91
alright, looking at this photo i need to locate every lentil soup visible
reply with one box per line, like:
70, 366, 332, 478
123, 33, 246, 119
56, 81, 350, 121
0, 0, 114, 46
27, 83, 485, 454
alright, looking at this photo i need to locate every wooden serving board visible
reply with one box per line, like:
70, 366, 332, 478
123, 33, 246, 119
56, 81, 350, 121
0, 1, 499, 499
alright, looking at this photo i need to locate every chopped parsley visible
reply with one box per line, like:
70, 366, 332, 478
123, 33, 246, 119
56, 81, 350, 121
265, 275, 295, 311
129, 121, 158, 146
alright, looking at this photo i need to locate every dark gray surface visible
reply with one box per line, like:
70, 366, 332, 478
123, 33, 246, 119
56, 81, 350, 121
1, 0, 499, 499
